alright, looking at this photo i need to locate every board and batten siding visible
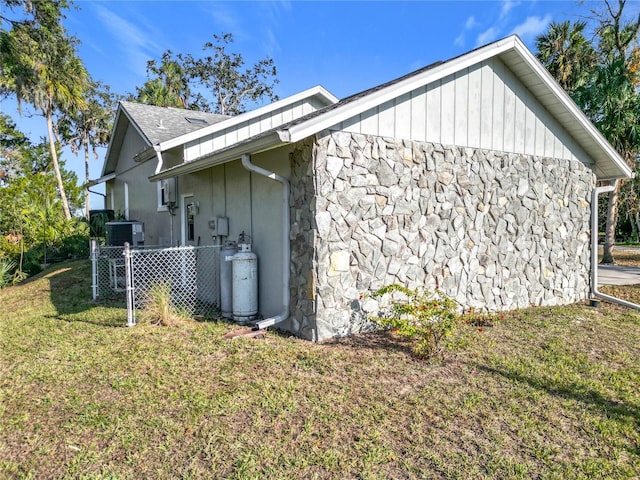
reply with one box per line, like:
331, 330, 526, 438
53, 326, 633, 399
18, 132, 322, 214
183, 97, 326, 162
338, 57, 592, 165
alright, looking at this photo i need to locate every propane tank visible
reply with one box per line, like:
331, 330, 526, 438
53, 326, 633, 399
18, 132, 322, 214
232, 235, 258, 324
220, 241, 237, 318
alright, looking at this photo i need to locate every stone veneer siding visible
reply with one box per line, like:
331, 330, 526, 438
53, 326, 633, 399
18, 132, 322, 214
288, 132, 595, 342
288, 138, 318, 340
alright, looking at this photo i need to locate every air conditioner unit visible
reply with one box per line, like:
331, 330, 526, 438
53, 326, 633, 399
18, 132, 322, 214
105, 221, 145, 247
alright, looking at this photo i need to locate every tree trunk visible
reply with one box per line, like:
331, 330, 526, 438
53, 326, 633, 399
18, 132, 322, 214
46, 114, 72, 220
601, 179, 620, 264
84, 133, 90, 219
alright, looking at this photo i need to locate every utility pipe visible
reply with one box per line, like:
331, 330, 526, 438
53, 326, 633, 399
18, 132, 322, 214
591, 183, 640, 310
240, 154, 291, 330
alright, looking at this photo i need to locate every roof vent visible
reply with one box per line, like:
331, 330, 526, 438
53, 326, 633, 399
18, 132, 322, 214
158, 119, 165, 129
186, 117, 208, 125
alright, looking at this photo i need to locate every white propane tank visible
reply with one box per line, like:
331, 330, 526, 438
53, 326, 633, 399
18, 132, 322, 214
232, 242, 258, 324
220, 241, 237, 318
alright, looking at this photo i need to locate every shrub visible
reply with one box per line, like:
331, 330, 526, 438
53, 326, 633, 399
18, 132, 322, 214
367, 284, 459, 358
139, 281, 186, 326
0, 258, 16, 289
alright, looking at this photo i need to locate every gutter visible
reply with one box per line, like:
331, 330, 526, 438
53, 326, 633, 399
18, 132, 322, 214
591, 183, 640, 310
149, 131, 285, 182
240, 154, 291, 330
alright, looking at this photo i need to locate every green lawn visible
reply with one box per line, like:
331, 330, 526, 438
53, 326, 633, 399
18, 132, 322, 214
1, 260, 639, 479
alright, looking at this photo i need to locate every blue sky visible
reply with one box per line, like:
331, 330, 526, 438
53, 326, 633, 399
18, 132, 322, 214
2, 0, 604, 204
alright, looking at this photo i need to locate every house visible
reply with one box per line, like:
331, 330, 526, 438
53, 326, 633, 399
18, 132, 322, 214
96, 35, 632, 341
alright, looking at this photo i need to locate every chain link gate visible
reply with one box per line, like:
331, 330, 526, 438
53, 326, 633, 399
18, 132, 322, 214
91, 241, 222, 326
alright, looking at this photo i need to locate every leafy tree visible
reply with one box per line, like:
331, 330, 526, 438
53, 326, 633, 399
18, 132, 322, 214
0, 0, 90, 220
535, 0, 640, 264
536, 21, 596, 95
185, 33, 279, 115
135, 50, 194, 109
0, 113, 29, 185
0, 134, 84, 276
132, 33, 279, 115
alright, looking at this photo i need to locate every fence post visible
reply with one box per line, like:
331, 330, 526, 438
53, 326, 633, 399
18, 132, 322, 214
124, 242, 136, 327
90, 239, 98, 301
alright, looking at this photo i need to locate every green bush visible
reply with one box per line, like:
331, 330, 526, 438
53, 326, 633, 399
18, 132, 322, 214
367, 284, 459, 358
0, 258, 16, 289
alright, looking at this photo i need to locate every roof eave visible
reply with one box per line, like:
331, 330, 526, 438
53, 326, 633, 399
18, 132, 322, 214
508, 38, 632, 180
158, 85, 338, 152
285, 37, 519, 143
88, 172, 116, 187
149, 130, 287, 182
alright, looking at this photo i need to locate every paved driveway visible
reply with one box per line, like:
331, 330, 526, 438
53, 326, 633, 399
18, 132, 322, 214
598, 264, 640, 286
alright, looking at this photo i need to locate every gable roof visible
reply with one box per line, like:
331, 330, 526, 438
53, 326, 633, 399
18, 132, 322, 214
101, 87, 339, 178
147, 35, 632, 183
101, 102, 229, 176
119, 101, 230, 145
278, 36, 631, 181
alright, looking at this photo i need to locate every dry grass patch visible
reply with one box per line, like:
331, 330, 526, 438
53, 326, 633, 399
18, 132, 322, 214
1, 260, 639, 479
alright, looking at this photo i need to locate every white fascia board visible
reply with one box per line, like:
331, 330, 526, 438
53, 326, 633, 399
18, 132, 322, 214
510, 38, 632, 179
90, 172, 116, 186
158, 85, 339, 152
149, 131, 286, 182
285, 37, 520, 143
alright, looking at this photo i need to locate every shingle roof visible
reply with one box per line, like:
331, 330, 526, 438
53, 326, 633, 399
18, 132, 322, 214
119, 101, 230, 145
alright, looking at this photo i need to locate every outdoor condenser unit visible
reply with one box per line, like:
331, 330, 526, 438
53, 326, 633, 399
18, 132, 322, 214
105, 221, 145, 247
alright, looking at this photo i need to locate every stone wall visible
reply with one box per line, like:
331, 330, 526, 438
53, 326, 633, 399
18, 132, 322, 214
312, 131, 595, 341
288, 138, 318, 340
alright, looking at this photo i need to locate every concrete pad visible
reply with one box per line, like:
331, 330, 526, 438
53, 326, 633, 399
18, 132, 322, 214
598, 264, 640, 286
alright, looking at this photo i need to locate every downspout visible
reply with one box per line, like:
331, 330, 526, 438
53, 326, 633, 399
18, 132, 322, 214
240, 154, 291, 330
154, 146, 164, 175
591, 183, 640, 309
154, 146, 175, 244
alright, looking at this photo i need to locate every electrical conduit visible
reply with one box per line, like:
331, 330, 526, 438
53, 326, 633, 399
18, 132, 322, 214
591, 183, 640, 310
240, 154, 291, 330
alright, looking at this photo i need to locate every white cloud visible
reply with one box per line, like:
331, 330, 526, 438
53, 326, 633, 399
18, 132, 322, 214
500, 0, 520, 20
476, 27, 499, 46
510, 14, 553, 42
454, 15, 477, 48
92, 4, 162, 77
465, 16, 477, 29
263, 27, 281, 57
201, 3, 254, 43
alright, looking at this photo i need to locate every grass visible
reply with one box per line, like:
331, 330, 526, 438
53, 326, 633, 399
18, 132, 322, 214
1, 259, 640, 479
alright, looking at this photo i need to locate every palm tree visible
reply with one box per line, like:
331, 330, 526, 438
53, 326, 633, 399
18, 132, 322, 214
58, 81, 116, 218
574, 57, 640, 263
135, 78, 182, 108
1, 7, 89, 220
535, 1, 640, 265
135, 52, 192, 108
535, 20, 596, 95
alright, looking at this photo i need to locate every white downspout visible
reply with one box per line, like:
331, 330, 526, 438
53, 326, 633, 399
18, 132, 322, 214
591, 183, 640, 309
240, 154, 291, 330
154, 146, 164, 175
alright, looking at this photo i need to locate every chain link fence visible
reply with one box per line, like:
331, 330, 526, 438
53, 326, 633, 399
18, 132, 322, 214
91, 241, 222, 325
